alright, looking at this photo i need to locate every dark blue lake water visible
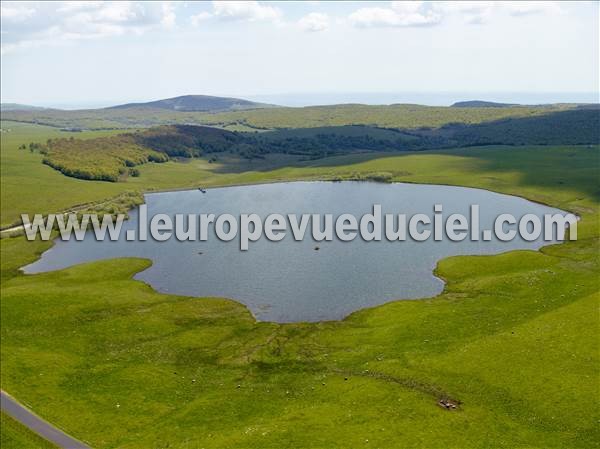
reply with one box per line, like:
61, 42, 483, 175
24, 182, 565, 322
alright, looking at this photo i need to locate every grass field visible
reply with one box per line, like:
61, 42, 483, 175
0, 122, 129, 227
1, 412, 57, 449
1, 122, 598, 448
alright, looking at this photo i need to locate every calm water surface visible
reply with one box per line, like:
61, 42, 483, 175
24, 182, 565, 322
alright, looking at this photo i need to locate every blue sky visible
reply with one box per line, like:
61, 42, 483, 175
1, 1, 598, 107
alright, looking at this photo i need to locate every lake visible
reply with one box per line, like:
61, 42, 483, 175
24, 182, 566, 322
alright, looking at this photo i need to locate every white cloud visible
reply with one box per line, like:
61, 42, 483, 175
504, 1, 563, 17
189, 1, 283, 27
190, 11, 213, 26
56, 2, 104, 13
349, 1, 441, 28
1, 0, 575, 56
212, 1, 282, 23
161, 2, 176, 28
348, 1, 567, 29
1, 1, 177, 54
0, 2, 36, 21
298, 12, 329, 32
390, 1, 428, 15
433, 1, 495, 25
434, 1, 562, 24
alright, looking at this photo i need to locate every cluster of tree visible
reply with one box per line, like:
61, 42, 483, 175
144, 108, 599, 161
18, 142, 46, 153
127, 125, 451, 161
136, 125, 244, 157
246, 132, 450, 157
35, 134, 168, 182
42, 158, 123, 182
29, 106, 599, 182
447, 108, 600, 146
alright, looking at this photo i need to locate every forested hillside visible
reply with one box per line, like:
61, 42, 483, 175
3, 102, 577, 131
25, 106, 599, 182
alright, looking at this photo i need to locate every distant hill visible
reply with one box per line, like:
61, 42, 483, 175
36, 106, 599, 183
106, 95, 274, 112
451, 100, 519, 108
1, 101, 580, 130
1, 103, 48, 112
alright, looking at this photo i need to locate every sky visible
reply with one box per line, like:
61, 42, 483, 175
1, 1, 598, 108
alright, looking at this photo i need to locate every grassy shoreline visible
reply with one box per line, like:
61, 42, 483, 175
1, 122, 598, 448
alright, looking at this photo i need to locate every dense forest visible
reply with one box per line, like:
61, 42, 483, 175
38, 135, 168, 182
448, 107, 600, 146
26, 106, 599, 182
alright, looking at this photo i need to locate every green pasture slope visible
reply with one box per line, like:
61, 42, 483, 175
1, 121, 599, 448
1, 412, 57, 449
0, 122, 128, 228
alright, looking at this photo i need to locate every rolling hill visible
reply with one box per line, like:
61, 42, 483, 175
106, 94, 274, 112
1, 102, 578, 131
26, 106, 599, 182
451, 100, 519, 108
0, 103, 48, 112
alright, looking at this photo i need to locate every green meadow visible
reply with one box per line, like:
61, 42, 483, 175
1, 412, 57, 449
1, 121, 598, 448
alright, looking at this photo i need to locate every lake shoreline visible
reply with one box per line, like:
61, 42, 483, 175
21, 180, 570, 323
